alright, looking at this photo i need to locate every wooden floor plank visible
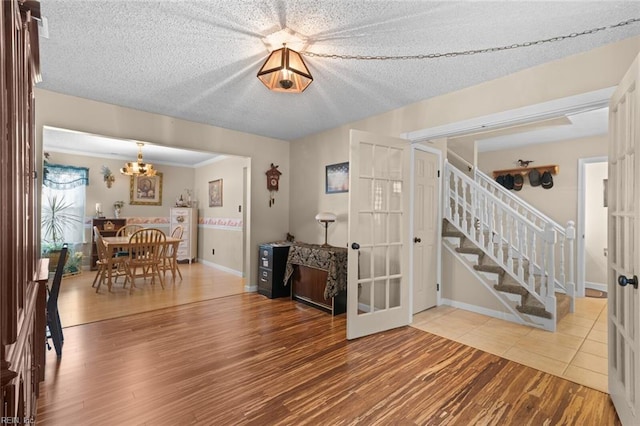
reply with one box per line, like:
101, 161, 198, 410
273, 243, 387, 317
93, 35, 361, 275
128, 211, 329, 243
37, 294, 620, 425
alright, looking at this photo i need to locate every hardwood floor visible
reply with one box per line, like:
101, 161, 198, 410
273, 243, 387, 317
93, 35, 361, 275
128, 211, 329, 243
37, 293, 620, 425
57, 262, 245, 327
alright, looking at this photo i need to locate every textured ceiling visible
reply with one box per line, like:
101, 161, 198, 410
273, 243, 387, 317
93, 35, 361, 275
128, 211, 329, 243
37, 1, 640, 142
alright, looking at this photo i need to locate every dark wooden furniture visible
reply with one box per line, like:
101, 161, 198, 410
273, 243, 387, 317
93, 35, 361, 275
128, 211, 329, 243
283, 243, 347, 316
46, 245, 68, 357
257, 243, 291, 299
292, 265, 346, 315
1, 1, 43, 420
90, 218, 126, 270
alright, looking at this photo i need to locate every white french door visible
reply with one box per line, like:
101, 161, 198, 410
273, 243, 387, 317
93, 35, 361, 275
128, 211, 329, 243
608, 53, 640, 425
347, 129, 411, 340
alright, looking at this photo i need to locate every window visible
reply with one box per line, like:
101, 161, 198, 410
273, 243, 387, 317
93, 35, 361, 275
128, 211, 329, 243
41, 164, 88, 249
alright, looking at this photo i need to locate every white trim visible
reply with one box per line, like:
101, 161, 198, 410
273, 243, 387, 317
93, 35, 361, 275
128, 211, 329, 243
410, 144, 443, 318
577, 156, 608, 298
585, 281, 608, 293
198, 258, 243, 277
440, 298, 520, 324
402, 87, 615, 142
245, 284, 258, 292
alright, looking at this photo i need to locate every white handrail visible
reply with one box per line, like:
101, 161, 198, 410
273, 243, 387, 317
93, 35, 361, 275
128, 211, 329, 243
445, 162, 553, 307
473, 167, 576, 302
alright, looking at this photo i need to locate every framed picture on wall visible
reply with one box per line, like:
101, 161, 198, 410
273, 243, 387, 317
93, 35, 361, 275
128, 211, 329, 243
209, 179, 223, 207
325, 162, 349, 194
130, 173, 163, 205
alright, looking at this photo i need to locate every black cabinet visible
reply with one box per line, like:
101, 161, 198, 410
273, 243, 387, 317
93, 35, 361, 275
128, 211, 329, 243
258, 243, 291, 298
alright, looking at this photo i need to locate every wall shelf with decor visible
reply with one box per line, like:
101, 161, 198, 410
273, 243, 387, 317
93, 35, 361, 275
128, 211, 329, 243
492, 164, 559, 178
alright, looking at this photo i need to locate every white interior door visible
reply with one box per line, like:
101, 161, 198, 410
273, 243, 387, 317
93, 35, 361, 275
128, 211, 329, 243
412, 147, 439, 313
608, 53, 640, 425
347, 129, 411, 340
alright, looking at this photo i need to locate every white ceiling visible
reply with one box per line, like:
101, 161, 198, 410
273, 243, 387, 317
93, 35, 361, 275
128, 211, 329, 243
37, 1, 640, 143
43, 127, 221, 167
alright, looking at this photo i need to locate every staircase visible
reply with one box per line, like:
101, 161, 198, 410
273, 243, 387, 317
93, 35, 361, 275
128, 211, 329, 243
443, 160, 576, 332
443, 220, 571, 329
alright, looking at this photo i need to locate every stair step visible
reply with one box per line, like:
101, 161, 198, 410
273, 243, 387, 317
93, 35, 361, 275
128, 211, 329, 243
455, 247, 484, 257
556, 293, 571, 323
516, 302, 552, 320
473, 264, 504, 275
494, 283, 528, 296
443, 230, 464, 238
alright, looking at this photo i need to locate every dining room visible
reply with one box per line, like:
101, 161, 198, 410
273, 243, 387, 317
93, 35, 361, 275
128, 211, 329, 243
43, 126, 251, 326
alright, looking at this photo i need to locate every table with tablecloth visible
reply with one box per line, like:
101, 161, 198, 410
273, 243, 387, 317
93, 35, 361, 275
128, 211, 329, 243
283, 242, 347, 300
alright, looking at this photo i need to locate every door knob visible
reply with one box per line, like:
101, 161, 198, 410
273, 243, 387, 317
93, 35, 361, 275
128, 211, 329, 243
618, 275, 638, 289
351, 242, 360, 250
414, 237, 421, 243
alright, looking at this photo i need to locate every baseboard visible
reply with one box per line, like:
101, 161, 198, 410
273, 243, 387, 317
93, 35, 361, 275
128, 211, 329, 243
585, 281, 607, 292
245, 284, 258, 292
198, 259, 243, 277
440, 297, 520, 324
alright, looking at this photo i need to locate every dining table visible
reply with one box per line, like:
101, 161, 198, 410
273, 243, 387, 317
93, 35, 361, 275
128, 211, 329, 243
101, 235, 183, 288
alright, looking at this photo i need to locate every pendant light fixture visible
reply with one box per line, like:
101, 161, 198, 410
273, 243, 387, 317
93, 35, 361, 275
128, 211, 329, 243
120, 142, 157, 177
257, 43, 313, 93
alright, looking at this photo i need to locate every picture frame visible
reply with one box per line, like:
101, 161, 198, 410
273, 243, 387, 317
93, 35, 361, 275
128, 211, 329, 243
209, 179, 223, 207
130, 172, 163, 205
325, 162, 349, 194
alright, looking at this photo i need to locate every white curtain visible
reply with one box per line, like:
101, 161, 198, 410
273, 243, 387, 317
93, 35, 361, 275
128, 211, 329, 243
42, 164, 88, 247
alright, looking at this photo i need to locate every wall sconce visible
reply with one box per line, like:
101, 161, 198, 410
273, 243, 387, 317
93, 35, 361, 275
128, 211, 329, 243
315, 212, 337, 247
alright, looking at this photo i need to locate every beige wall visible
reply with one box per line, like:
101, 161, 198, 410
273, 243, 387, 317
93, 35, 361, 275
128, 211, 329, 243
477, 135, 608, 227
35, 90, 290, 288
195, 155, 248, 273
442, 248, 509, 313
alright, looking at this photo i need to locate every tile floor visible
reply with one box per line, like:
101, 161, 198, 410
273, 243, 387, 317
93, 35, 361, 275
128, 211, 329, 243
411, 296, 608, 393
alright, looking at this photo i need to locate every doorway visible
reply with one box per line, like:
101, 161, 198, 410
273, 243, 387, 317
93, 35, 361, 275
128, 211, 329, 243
577, 157, 608, 295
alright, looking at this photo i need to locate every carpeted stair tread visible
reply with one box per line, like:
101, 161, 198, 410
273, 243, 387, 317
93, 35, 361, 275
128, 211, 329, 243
473, 264, 504, 275
443, 230, 465, 238
494, 283, 528, 296
517, 303, 552, 319
556, 293, 571, 322
455, 246, 484, 256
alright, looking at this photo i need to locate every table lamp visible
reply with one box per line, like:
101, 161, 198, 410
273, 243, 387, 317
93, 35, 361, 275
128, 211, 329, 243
315, 212, 337, 247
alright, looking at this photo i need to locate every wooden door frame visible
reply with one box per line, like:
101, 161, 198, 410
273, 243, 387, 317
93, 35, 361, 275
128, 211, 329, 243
410, 144, 443, 318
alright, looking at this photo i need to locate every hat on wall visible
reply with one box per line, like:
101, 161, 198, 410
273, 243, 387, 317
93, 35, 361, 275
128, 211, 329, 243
541, 171, 554, 189
513, 173, 523, 191
496, 174, 506, 187
504, 174, 515, 190
528, 169, 541, 187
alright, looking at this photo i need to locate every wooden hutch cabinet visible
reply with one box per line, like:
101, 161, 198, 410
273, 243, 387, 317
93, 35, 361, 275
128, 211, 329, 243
90, 218, 126, 270
1, 0, 44, 420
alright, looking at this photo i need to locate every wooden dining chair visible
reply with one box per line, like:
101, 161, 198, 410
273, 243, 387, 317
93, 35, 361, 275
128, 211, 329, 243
116, 224, 143, 237
92, 226, 127, 293
160, 225, 183, 280
124, 228, 166, 293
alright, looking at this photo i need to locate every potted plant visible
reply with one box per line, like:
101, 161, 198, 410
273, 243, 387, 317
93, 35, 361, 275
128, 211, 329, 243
101, 165, 115, 188
41, 193, 82, 271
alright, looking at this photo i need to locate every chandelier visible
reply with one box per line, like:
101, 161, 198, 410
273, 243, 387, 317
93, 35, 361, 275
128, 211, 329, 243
120, 142, 157, 177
